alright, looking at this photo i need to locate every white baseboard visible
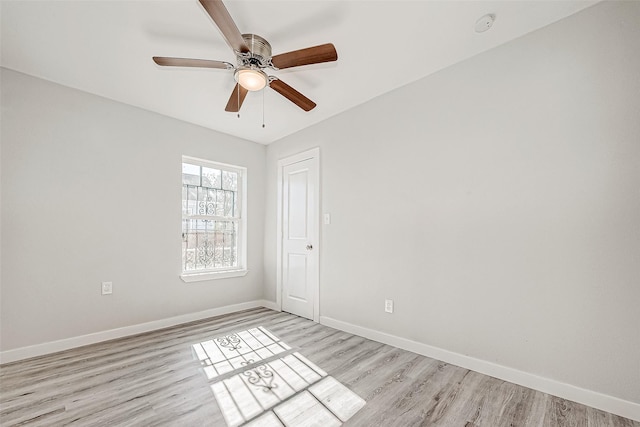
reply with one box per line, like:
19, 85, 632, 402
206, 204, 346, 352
260, 299, 280, 311
319, 316, 640, 423
0, 300, 277, 365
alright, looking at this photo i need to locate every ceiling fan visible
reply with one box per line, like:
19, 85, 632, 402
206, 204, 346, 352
152, 0, 338, 113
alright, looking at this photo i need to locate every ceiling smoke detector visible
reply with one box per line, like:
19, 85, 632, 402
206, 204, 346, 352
475, 14, 496, 33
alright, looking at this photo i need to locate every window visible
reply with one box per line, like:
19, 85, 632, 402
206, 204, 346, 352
181, 156, 247, 281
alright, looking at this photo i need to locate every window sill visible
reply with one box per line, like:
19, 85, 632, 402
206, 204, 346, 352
180, 269, 248, 283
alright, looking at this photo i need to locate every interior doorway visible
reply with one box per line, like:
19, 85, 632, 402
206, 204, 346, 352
276, 148, 320, 321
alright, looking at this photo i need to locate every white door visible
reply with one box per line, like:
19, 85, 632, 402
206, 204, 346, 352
278, 150, 319, 321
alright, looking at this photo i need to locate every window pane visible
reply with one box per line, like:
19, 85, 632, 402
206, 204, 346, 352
185, 186, 197, 215
196, 187, 215, 216
222, 171, 238, 191
182, 186, 187, 214
216, 190, 225, 217
202, 167, 222, 189
182, 185, 237, 218
182, 219, 237, 271
224, 190, 234, 217
182, 163, 200, 186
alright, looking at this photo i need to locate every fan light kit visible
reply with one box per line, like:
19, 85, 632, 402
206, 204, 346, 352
152, 0, 338, 113
235, 67, 267, 92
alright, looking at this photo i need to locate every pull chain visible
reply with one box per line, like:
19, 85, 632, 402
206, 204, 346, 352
237, 83, 240, 118
262, 88, 265, 128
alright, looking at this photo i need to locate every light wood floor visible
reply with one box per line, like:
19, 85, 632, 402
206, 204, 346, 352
1, 308, 637, 426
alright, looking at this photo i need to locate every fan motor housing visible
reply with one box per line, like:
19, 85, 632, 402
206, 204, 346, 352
238, 34, 272, 68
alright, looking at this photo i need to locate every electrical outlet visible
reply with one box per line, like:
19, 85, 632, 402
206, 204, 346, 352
101, 281, 113, 295
385, 299, 393, 313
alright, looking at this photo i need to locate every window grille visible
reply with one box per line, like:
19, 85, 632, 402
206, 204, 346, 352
181, 159, 244, 273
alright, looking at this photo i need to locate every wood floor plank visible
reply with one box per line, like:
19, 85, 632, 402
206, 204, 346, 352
1, 308, 637, 427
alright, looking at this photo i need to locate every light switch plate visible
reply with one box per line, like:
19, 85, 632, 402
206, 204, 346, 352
101, 281, 113, 295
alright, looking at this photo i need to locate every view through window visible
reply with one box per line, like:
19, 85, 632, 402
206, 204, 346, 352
181, 157, 246, 275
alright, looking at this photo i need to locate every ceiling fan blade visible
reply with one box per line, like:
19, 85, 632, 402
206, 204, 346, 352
152, 57, 232, 69
269, 79, 316, 112
225, 83, 249, 112
271, 43, 337, 70
199, 0, 249, 53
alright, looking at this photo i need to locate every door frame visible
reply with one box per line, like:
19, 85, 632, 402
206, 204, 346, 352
276, 147, 320, 322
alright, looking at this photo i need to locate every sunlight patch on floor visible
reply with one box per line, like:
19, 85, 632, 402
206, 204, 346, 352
192, 327, 365, 426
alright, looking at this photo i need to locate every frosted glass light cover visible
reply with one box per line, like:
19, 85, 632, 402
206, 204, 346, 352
235, 68, 267, 91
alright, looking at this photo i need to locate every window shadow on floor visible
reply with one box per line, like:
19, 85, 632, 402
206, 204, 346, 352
192, 326, 365, 426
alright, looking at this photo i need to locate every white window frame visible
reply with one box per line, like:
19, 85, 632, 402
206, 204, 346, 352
180, 155, 248, 282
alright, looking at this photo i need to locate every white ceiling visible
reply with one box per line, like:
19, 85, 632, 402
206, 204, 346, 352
1, 0, 598, 144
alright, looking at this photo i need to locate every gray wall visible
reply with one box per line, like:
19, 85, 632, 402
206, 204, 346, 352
264, 1, 640, 403
1, 69, 266, 351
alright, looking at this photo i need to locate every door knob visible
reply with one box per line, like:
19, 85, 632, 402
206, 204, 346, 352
306, 244, 313, 250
